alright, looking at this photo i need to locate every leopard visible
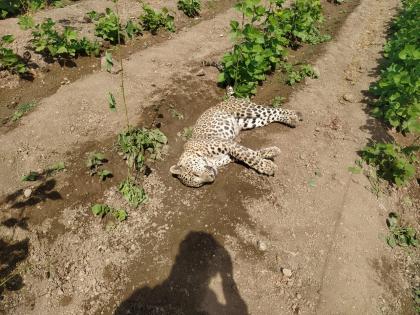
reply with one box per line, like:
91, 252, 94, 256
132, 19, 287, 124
170, 87, 302, 187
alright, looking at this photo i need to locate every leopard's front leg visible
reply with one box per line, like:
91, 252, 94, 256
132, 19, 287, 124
218, 140, 277, 175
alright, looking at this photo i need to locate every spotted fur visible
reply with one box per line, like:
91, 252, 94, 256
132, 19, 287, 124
170, 87, 302, 187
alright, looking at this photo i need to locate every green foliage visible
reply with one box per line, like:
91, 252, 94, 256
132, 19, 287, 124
118, 177, 148, 207
179, 126, 193, 141
284, 63, 318, 85
18, 15, 35, 30
45, 161, 65, 175
369, 0, 420, 134
0, 35, 27, 74
21, 171, 40, 181
88, 8, 141, 44
117, 127, 167, 170
91, 204, 128, 221
219, 0, 328, 97
30, 18, 100, 58
140, 4, 175, 34
0, 0, 67, 18
177, 0, 201, 17
11, 102, 36, 121
271, 96, 285, 108
108, 92, 116, 111
414, 287, 420, 314
98, 169, 112, 181
386, 212, 418, 248
361, 143, 418, 186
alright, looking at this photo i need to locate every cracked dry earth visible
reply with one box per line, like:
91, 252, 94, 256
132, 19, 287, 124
0, 0, 419, 314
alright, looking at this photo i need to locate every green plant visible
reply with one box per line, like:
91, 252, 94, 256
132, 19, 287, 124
218, 0, 328, 97
361, 143, 418, 186
179, 126, 193, 140
271, 96, 285, 108
87, 152, 107, 175
87, 8, 141, 44
177, 0, 201, 17
31, 18, 100, 58
284, 63, 318, 85
91, 204, 128, 221
168, 106, 184, 119
98, 169, 112, 181
369, 0, 420, 134
18, 15, 35, 30
386, 212, 418, 248
0, 35, 27, 74
117, 127, 167, 170
45, 161, 65, 175
21, 171, 40, 181
414, 287, 420, 314
1, 0, 70, 19
11, 102, 36, 121
140, 4, 175, 34
118, 177, 148, 207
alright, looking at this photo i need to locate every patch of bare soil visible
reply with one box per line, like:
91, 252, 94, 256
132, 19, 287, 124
0, 0, 419, 314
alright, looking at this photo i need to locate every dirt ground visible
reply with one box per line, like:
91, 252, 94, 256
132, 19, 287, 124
0, 0, 419, 314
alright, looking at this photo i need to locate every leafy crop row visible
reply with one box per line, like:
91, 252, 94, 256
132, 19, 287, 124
369, 0, 419, 134
219, 0, 330, 97
0, 0, 66, 19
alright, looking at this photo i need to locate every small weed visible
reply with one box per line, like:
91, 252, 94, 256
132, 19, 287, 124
347, 166, 362, 174
414, 287, 420, 314
108, 92, 116, 111
31, 18, 100, 58
87, 152, 107, 175
91, 203, 128, 221
0, 35, 27, 74
361, 143, 418, 186
98, 169, 113, 181
284, 63, 318, 85
140, 4, 175, 34
386, 212, 418, 248
21, 171, 40, 181
271, 96, 285, 108
45, 161, 65, 176
118, 177, 148, 207
168, 106, 184, 120
11, 102, 36, 122
117, 127, 167, 170
178, 126, 193, 141
177, 0, 201, 17
18, 15, 35, 30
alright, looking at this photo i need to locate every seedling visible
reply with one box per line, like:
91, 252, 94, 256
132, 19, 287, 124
18, 15, 35, 30
284, 63, 318, 85
0, 35, 27, 74
177, 0, 201, 17
91, 204, 128, 221
117, 127, 168, 170
11, 102, 36, 122
87, 152, 107, 175
178, 126, 193, 141
140, 4, 175, 34
98, 169, 113, 181
45, 161, 65, 176
386, 212, 418, 248
168, 106, 184, 120
108, 92, 116, 111
361, 143, 418, 186
21, 171, 40, 181
271, 96, 285, 108
31, 18, 101, 58
118, 177, 148, 207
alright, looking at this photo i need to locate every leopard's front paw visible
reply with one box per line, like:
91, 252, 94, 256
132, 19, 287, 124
257, 159, 277, 176
259, 146, 281, 159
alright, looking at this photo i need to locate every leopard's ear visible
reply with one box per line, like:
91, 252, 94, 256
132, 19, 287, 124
170, 165, 183, 175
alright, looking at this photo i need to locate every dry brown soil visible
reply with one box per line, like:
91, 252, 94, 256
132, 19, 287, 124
0, 0, 419, 314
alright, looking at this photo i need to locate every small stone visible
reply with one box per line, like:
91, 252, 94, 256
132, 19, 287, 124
257, 240, 267, 251
196, 69, 205, 76
315, 127, 320, 132
282, 268, 292, 277
24, 188, 32, 198
343, 93, 355, 102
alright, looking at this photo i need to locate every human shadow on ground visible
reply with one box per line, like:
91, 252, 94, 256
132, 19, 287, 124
3, 179, 62, 209
0, 238, 29, 299
114, 231, 249, 315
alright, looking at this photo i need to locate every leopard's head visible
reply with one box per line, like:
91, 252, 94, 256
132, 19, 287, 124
170, 153, 217, 188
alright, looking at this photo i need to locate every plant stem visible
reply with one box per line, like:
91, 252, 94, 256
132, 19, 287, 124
114, 0, 130, 130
